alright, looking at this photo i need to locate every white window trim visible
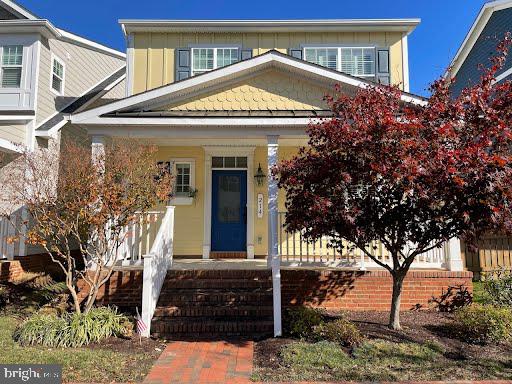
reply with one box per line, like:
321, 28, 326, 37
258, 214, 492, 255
303, 46, 376, 78
50, 53, 65, 96
191, 47, 239, 76
170, 158, 195, 205
0, 44, 24, 89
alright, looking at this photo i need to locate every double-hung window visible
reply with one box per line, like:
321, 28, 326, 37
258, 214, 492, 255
191, 47, 239, 76
1, 45, 23, 88
304, 47, 376, 78
175, 163, 191, 196
51, 56, 65, 94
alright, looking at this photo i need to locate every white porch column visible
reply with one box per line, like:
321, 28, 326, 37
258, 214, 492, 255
247, 152, 255, 259
202, 153, 212, 259
447, 237, 464, 271
267, 135, 282, 337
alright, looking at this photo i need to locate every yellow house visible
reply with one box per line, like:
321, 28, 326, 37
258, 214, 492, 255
72, 19, 429, 260
69, 19, 474, 338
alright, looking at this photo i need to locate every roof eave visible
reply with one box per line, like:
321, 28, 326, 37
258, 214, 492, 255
0, 19, 61, 39
119, 19, 421, 36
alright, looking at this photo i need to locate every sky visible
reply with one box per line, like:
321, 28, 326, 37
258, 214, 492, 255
16, 0, 486, 96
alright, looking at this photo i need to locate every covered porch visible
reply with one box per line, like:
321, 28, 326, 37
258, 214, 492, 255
70, 51, 464, 338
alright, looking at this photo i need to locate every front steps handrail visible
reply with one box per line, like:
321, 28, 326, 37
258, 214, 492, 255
141, 205, 175, 337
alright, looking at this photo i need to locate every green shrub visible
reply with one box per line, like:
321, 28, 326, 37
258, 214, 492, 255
312, 318, 363, 347
283, 307, 323, 338
453, 304, 512, 344
14, 306, 133, 348
483, 270, 512, 307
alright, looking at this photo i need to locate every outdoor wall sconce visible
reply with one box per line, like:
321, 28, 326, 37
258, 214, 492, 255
254, 163, 266, 186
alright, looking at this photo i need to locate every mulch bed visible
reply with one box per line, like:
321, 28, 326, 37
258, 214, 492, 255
255, 310, 512, 380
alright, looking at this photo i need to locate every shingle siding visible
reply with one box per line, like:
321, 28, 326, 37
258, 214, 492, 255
36, 38, 124, 126
451, 7, 512, 97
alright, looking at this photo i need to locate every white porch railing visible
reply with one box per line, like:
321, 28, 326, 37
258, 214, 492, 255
141, 206, 175, 338
116, 211, 164, 266
278, 212, 447, 269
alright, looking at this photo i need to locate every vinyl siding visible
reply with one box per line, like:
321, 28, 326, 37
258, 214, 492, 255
0, 124, 26, 145
451, 7, 512, 97
36, 37, 124, 125
132, 31, 404, 94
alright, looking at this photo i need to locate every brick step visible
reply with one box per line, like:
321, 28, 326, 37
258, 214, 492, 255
157, 291, 273, 306
161, 278, 272, 290
164, 270, 272, 280
153, 305, 274, 318
151, 318, 274, 338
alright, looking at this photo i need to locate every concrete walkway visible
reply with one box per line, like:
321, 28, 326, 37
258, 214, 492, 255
143, 340, 253, 384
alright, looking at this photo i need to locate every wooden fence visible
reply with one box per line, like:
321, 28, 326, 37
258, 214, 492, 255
462, 235, 512, 277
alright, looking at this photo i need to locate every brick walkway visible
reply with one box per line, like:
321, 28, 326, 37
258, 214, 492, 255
143, 340, 253, 384
143, 340, 512, 384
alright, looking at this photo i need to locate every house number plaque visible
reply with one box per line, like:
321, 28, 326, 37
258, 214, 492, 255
257, 193, 264, 218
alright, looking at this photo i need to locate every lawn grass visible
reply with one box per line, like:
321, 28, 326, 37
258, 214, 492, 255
253, 338, 512, 382
0, 315, 158, 383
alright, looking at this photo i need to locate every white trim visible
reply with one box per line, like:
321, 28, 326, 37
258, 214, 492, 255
0, 137, 22, 153
0, 114, 34, 121
495, 66, 512, 82
203, 146, 256, 259
0, 20, 61, 39
50, 53, 65, 96
169, 158, 196, 205
126, 33, 134, 96
448, 0, 512, 78
71, 51, 426, 125
119, 19, 421, 35
401, 34, 410, 92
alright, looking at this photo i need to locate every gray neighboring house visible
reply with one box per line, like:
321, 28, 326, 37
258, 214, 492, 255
448, 0, 512, 97
0, 0, 126, 259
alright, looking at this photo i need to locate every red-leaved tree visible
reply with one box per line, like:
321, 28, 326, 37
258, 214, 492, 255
275, 35, 512, 330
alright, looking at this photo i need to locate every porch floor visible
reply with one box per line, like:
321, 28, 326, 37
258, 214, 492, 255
115, 258, 449, 271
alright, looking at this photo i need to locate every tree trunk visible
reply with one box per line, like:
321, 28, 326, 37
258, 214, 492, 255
389, 272, 405, 330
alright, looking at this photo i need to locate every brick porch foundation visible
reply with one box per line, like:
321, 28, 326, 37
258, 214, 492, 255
0, 253, 65, 282
90, 268, 473, 312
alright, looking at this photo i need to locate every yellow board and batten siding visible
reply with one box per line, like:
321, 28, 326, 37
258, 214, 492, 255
132, 31, 405, 94
154, 145, 299, 256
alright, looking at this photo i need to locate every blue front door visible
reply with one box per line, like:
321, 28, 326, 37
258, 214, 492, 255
211, 170, 247, 251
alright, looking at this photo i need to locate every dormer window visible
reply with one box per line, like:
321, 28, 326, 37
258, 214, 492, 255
1, 45, 23, 88
304, 47, 376, 78
191, 47, 238, 76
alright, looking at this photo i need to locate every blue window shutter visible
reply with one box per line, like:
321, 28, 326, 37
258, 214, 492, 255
376, 48, 390, 85
289, 49, 303, 60
241, 49, 253, 61
175, 48, 191, 81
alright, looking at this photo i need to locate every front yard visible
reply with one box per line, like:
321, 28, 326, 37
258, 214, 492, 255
0, 277, 165, 383
253, 311, 512, 382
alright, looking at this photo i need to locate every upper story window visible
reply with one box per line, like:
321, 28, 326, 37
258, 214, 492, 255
51, 56, 65, 95
191, 47, 238, 76
304, 47, 375, 77
1, 45, 23, 88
